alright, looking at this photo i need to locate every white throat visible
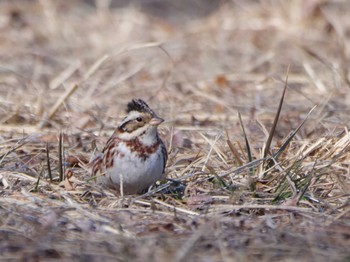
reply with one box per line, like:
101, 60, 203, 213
139, 126, 158, 146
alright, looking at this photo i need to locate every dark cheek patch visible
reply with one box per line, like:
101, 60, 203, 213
120, 120, 147, 133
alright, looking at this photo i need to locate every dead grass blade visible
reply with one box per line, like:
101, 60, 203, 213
238, 112, 252, 163
273, 105, 317, 160
46, 142, 52, 182
58, 132, 64, 182
199, 132, 227, 169
225, 130, 243, 165
150, 198, 199, 216
0, 137, 28, 165
82, 54, 110, 82
208, 204, 314, 214
218, 157, 268, 179
206, 165, 227, 188
49, 60, 81, 90
46, 84, 79, 122
34, 165, 44, 192
263, 66, 290, 159
38, 55, 110, 128
238, 111, 255, 181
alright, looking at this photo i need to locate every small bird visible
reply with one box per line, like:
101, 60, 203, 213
91, 99, 167, 194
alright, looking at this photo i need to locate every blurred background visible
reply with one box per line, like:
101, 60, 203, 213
0, 0, 349, 139
84, 0, 223, 24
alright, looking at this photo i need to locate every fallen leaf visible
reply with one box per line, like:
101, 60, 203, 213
65, 154, 89, 167
64, 169, 74, 190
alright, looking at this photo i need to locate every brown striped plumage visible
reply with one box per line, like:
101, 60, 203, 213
91, 99, 167, 194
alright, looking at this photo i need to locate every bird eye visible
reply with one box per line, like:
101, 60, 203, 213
136, 117, 143, 122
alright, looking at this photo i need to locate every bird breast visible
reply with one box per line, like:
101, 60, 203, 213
100, 140, 165, 194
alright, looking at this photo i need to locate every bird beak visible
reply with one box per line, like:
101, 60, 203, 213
149, 116, 164, 126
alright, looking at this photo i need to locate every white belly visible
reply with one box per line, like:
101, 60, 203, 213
98, 142, 165, 194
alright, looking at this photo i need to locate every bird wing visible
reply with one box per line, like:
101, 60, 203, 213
91, 135, 121, 177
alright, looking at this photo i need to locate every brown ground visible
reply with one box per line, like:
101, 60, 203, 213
1, 0, 350, 261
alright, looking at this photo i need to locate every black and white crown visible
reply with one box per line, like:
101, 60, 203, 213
126, 99, 154, 115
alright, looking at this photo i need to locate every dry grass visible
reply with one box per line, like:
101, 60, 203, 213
1, 0, 350, 261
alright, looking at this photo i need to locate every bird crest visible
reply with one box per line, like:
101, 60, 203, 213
126, 99, 154, 115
